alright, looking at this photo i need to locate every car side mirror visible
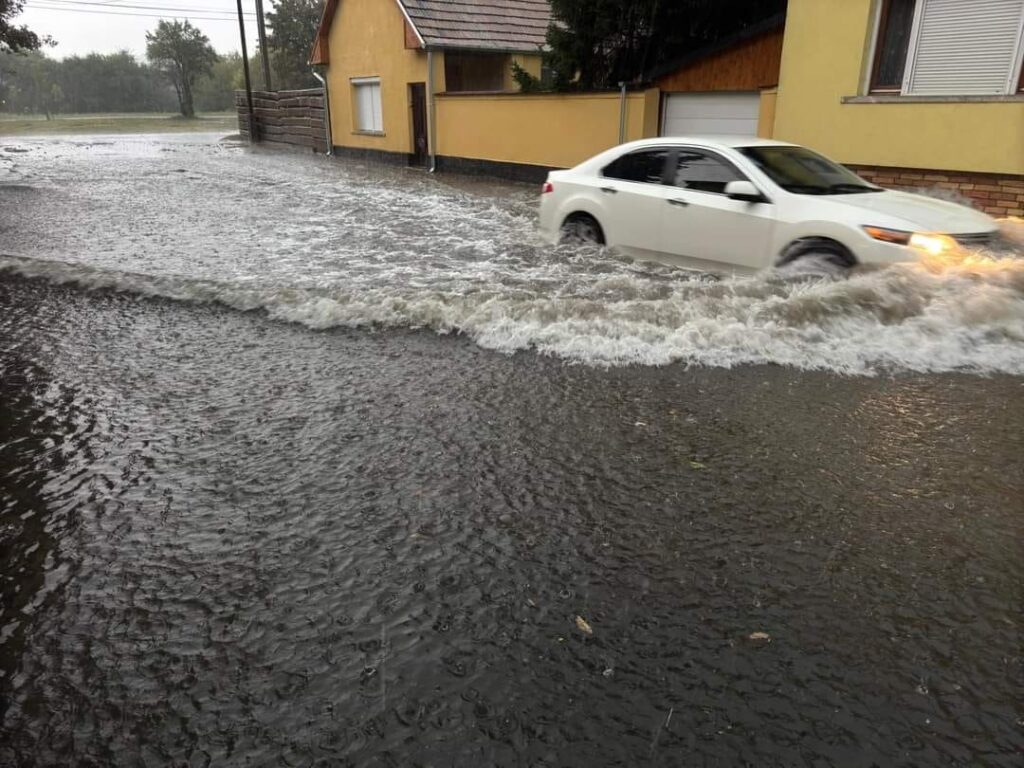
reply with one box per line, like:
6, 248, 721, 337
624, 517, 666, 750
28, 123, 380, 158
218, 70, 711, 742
725, 180, 767, 203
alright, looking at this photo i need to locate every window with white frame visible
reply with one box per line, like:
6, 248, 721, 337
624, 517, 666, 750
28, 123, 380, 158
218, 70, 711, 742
870, 0, 1024, 95
352, 77, 383, 132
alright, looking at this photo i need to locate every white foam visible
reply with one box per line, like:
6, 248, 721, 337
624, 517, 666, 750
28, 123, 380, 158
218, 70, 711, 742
3, 249, 1023, 376
2, 138, 1023, 376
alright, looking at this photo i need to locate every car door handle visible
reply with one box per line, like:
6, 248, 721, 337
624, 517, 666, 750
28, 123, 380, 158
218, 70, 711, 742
599, 187, 618, 195
667, 198, 689, 207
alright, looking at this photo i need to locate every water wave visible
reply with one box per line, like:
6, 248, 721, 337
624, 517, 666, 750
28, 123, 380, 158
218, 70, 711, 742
3, 249, 1023, 376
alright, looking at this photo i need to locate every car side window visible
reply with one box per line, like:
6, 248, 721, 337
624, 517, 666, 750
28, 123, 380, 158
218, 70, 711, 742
672, 149, 744, 194
602, 150, 670, 184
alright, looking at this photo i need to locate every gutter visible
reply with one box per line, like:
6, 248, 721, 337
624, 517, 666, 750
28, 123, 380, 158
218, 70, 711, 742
618, 82, 627, 144
311, 68, 333, 155
427, 48, 437, 172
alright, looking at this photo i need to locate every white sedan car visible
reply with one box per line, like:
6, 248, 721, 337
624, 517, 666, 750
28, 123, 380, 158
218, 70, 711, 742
539, 137, 1000, 274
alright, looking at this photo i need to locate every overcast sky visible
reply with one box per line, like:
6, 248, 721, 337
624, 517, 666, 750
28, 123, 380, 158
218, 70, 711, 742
15, 1, 265, 59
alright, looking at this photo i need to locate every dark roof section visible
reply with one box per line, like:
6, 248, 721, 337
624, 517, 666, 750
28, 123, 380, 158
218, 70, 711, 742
309, 0, 339, 66
400, 0, 551, 51
645, 13, 786, 82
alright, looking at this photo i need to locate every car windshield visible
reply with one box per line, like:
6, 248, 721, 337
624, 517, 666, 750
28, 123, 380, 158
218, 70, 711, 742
739, 146, 882, 195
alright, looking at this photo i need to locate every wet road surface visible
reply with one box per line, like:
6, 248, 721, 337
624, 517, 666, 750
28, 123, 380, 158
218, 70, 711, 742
1, 135, 1023, 766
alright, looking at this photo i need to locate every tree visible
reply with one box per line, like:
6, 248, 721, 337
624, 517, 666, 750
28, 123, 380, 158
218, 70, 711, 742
544, 0, 788, 90
193, 52, 245, 112
1, 49, 178, 114
266, 0, 321, 90
1, 0, 45, 53
145, 19, 217, 117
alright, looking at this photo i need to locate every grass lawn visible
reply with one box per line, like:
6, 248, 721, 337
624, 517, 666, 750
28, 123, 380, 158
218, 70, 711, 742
0, 112, 238, 136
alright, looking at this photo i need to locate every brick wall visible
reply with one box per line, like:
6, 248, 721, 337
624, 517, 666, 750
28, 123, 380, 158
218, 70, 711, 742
235, 88, 327, 153
849, 165, 1024, 218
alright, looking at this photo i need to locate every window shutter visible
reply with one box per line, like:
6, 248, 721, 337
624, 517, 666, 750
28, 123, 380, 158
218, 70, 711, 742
370, 84, 383, 132
356, 85, 372, 131
353, 80, 383, 132
905, 0, 1024, 95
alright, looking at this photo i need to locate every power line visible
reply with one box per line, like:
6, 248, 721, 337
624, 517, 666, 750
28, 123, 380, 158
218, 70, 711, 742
26, 9, 254, 22
30, 3, 258, 17
26, 1, 257, 19
30, 0, 256, 13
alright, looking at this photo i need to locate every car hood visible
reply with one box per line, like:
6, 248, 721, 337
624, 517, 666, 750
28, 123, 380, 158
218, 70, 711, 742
827, 189, 996, 234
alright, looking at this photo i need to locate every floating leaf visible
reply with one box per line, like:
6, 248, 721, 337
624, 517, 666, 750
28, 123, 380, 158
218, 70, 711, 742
689, 461, 706, 470
748, 631, 771, 642
575, 616, 593, 635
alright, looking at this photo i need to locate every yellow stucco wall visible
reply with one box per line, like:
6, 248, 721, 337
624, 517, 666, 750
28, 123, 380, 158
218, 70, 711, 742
436, 90, 660, 169
323, 0, 548, 157
503, 54, 543, 92
757, 88, 777, 139
324, 0, 443, 155
774, 0, 1024, 175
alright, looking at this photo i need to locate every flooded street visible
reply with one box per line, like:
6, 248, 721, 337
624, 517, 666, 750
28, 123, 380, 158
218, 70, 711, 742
1, 134, 1023, 766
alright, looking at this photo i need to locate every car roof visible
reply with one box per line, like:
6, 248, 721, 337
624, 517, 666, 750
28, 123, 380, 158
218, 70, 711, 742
617, 136, 797, 150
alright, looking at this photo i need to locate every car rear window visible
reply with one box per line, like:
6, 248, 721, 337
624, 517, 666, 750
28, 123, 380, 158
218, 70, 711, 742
602, 150, 670, 184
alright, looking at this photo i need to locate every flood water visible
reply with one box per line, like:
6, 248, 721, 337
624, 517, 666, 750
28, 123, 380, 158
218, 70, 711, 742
1, 135, 1023, 766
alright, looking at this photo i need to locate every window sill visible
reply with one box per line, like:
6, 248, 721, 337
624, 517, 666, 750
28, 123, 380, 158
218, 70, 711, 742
352, 130, 386, 136
843, 94, 1024, 104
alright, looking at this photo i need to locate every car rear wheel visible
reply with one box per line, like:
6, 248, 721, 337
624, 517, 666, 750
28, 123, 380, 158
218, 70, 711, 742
777, 237, 856, 277
560, 214, 605, 245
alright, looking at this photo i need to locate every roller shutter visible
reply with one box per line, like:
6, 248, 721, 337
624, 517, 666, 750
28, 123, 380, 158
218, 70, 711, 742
905, 0, 1024, 95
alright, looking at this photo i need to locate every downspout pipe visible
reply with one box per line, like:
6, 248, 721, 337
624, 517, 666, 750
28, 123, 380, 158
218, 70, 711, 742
618, 81, 627, 145
311, 68, 333, 155
427, 48, 437, 173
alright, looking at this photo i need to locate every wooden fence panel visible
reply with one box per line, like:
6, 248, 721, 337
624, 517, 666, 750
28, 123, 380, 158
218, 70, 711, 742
235, 88, 326, 153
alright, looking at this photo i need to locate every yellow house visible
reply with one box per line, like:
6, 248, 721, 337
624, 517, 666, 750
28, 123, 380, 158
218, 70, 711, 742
309, 0, 548, 168
306, 0, 1023, 217
773, 0, 1024, 217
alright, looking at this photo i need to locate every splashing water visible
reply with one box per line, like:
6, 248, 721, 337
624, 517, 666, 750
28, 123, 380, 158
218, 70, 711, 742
1, 134, 1023, 376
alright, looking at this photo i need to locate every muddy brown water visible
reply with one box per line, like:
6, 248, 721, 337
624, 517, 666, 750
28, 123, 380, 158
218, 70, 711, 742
1, 135, 1023, 766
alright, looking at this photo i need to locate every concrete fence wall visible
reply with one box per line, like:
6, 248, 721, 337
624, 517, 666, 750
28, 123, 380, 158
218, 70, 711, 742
235, 88, 328, 153
435, 89, 661, 172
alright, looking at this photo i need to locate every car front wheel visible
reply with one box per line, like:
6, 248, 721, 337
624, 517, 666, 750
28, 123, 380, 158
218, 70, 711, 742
777, 237, 856, 277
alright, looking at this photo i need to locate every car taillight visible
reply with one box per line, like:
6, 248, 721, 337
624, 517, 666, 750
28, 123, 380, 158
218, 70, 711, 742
542, 181, 554, 194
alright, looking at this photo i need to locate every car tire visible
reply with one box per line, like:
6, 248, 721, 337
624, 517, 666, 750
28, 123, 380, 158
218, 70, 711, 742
560, 214, 605, 245
777, 237, 856, 276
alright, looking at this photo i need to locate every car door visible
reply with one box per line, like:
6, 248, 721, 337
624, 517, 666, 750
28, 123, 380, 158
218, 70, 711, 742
661, 147, 775, 271
596, 148, 673, 252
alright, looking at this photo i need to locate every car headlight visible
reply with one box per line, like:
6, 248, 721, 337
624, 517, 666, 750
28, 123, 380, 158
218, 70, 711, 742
907, 233, 958, 255
862, 226, 958, 254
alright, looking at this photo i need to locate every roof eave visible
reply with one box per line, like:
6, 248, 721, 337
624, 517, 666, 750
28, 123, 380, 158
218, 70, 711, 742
308, 0, 339, 66
429, 42, 547, 55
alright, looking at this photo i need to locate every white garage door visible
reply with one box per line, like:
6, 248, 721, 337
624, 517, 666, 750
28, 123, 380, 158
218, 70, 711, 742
661, 92, 760, 137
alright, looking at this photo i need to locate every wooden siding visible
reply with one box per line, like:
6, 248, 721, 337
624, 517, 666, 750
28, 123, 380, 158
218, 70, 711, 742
309, 0, 339, 65
656, 28, 784, 93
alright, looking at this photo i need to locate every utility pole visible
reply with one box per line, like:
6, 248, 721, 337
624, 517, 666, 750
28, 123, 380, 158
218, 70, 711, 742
254, 0, 273, 91
236, 0, 257, 142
